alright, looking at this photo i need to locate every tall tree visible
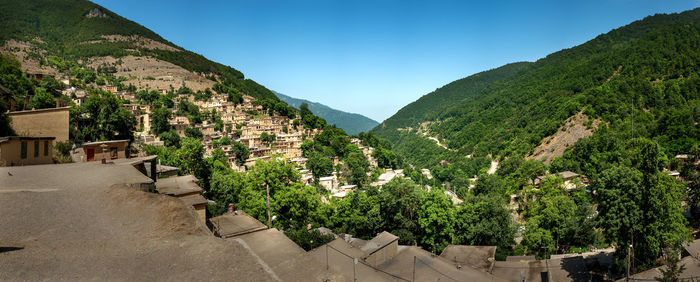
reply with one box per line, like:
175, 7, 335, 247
454, 195, 516, 250
151, 107, 172, 135
417, 188, 455, 254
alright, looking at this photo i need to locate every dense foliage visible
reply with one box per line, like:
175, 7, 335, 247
374, 9, 700, 169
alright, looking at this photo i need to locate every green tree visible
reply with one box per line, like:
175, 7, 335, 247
454, 195, 516, 250
185, 127, 203, 139
232, 142, 249, 166
175, 138, 209, 186
260, 132, 276, 143
330, 189, 383, 238
344, 151, 369, 186
473, 173, 506, 197
78, 90, 136, 142
151, 107, 172, 135
210, 149, 228, 167
0, 99, 14, 136
373, 147, 399, 169
417, 188, 455, 254
307, 152, 333, 179
521, 218, 555, 259
237, 160, 323, 229
28, 88, 55, 109
284, 228, 335, 251
379, 178, 423, 245
207, 169, 245, 216
159, 130, 180, 148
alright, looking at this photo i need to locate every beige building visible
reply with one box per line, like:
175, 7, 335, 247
80, 140, 130, 162
0, 136, 55, 166
8, 107, 70, 142
156, 175, 208, 224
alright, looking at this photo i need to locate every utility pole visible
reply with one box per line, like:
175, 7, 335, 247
266, 183, 271, 228
413, 256, 416, 282
325, 244, 329, 271
626, 243, 631, 281
631, 231, 634, 274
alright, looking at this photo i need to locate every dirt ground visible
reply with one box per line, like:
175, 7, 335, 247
86, 55, 216, 92
528, 112, 601, 164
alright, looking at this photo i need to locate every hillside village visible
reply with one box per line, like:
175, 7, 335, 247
1, 1, 700, 281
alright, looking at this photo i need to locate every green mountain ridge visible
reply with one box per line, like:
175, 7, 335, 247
273, 91, 379, 135
373, 8, 700, 174
0, 0, 278, 101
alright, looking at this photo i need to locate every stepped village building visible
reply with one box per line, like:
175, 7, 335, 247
0, 136, 55, 166
7, 107, 70, 142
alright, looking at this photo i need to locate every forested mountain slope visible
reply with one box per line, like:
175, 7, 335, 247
0, 0, 278, 101
373, 8, 700, 174
274, 91, 379, 135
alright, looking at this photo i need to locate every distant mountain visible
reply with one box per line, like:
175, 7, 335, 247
274, 91, 379, 135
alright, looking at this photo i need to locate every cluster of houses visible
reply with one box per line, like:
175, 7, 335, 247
101, 84, 315, 171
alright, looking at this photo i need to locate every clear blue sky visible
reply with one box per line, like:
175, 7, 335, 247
93, 0, 698, 122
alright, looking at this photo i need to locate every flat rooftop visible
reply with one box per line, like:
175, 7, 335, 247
376, 246, 506, 282
155, 175, 202, 196
439, 245, 496, 273
210, 211, 268, 238
0, 162, 279, 280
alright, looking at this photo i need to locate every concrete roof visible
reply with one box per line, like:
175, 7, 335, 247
492, 260, 548, 282
81, 139, 130, 146
685, 239, 700, 259
360, 231, 399, 257
506, 255, 537, 262
376, 246, 506, 282
178, 193, 208, 206
156, 164, 178, 174
558, 171, 580, 179
0, 162, 279, 280
439, 245, 496, 273
209, 211, 268, 238
333, 191, 348, 198
155, 175, 202, 196
232, 228, 343, 281
492, 251, 615, 282
0, 136, 56, 143
621, 256, 700, 281
308, 238, 400, 281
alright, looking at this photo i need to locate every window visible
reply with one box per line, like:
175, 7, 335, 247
34, 141, 39, 157
21, 142, 27, 159
44, 141, 49, 156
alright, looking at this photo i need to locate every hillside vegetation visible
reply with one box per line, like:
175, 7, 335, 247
274, 91, 379, 135
0, 0, 277, 101
374, 9, 700, 173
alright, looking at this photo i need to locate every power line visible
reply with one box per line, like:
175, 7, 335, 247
414, 256, 461, 282
326, 244, 411, 282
